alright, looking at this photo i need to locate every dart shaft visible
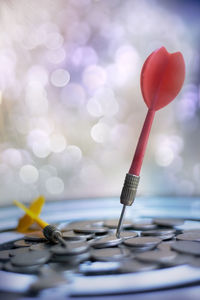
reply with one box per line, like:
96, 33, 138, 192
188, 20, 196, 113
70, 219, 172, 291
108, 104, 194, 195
129, 109, 155, 176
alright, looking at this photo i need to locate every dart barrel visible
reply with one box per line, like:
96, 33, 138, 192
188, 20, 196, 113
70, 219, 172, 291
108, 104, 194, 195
120, 173, 140, 206
43, 225, 62, 243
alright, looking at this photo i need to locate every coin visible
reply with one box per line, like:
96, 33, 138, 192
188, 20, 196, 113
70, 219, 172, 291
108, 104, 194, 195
130, 220, 157, 231
136, 250, 177, 264
119, 231, 138, 240
51, 242, 89, 255
13, 239, 33, 248
141, 229, 175, 236
171, 241, 200, 256
4, 261, 41, 274
73, 225, 108, 235
153, 218, 184, 227
62, 231, 87, 242
91, 247, 130, 261
9, 247, 31, 257
91, 235, 122, 248
123, 237, 161, 248
24, 231, 46, 242
157, 241, 174, 252
11, 250, 51, 266
176, 232, 200, 242
103, 219, 133, 229
118, 260, 158, 273
52, 251, 90, 264
0, 250, 11, 262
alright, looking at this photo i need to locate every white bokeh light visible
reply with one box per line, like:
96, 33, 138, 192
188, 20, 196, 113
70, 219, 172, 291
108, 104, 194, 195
50, 69, 70, 87
19, 165, 39, 184
45, 176, 64, 194
50, 133, 67, 153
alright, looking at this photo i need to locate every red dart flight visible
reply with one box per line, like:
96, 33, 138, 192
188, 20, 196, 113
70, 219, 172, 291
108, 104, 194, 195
116, 47, 185, 237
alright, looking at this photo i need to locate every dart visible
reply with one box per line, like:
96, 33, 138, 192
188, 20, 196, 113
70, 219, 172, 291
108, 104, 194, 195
14, 198, 66, 245
116, 47, 185, 238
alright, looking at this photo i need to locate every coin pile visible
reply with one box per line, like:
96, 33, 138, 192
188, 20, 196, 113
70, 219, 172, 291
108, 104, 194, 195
1, 217, 200, 282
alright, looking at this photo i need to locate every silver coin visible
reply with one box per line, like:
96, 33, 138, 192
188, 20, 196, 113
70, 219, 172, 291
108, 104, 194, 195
157, 241, 174, 252
91, 247, 130, 261
91, 235, 122, 248
118, 260, 158, 273
166, 254, 194, 267
176, 232, 200, 242
123, 237, 161, 248
60, 220, 104, 231
136, 250, 177, 264
62, 231, 87, 242
0, 250, 11, 261
141, 229, 175, 236
103, 219, 133, 229
4, 261, 41, 274
51, 241, 89, 255
29, 242, 52, 251
13, 239, 33, 248
171, 241, 200, 256
153, 218, 184, 227
52, 251, 90, 264
9, 247, 31, 257
73, 225, 108, 235
130, 220, 157, 231
119, 231, 138, 240
11, 250, 51, 266
24, 231, 46, 242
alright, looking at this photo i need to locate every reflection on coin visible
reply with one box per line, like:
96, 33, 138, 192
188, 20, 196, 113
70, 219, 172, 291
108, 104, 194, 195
91, 235, 122, 248
24, 231, 46, 242
51, 242, 89, 255
29, 243, 52, 251
130, 220, 157, 231
119, 231, 138, 240
118, 260, 158, 273
4, 261, 41, 274
60, 220, 104, 231
91, 247, 129, 261
62, 231, 87, 242
11, 250, 51, 266
123, 237, 161, 248
171, 241, 200, 256
153, 218, 184, 227
13, 240, 33, 248
136, 250, 177, 264
103, 219, 133, 229
176, 232, 200, 242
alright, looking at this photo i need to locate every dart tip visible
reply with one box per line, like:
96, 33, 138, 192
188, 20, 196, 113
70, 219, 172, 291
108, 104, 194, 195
116, 204, 126, 238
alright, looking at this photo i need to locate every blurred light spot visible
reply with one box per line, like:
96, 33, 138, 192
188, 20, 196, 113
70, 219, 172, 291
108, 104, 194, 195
87, 87, 118, 117
155, 147, 174, 167
82, 65, 107, 91
67, 145, 82, 162
45, 32, 64, 50
61, 83, 85, 108
91, 123, 109, 143
27, 129, 51, 158
45, 176, 64, 194
46, 48, 66, 64
2, 149, 23, 168
50, 133, 67, 153
25, 83, 48, 115
71, 46, 98, 67
50, 69, 70, 87
0, 91, 2, 104
27, 65, 48, 86
19, 165, 39, 184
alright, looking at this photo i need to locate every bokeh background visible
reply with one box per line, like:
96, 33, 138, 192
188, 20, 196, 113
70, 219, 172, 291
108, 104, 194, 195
0, 0, 199, 205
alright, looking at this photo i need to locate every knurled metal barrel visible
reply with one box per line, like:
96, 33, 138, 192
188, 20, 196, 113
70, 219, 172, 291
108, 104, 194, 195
120, 173, 140, 206
43, 225, 62, 243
